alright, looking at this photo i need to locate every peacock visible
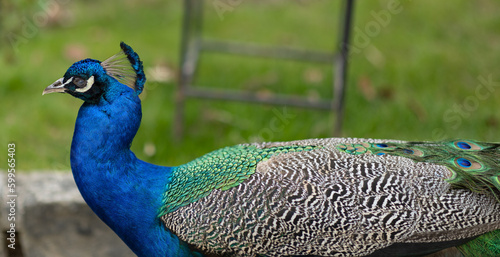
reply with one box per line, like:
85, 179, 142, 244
43, 42, 500, 257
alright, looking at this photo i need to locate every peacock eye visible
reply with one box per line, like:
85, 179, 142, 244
453, 140, 482, 151
73, 77, 87, 88
453, 156, 482, 170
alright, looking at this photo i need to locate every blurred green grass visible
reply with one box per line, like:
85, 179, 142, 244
1, 0, 499, 170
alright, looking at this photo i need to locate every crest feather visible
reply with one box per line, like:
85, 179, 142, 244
100, 42, 145, 94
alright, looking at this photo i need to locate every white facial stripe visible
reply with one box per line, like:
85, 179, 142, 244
62, 77, 73, 87
75, 76, 95, 93
48, 77, 68, 89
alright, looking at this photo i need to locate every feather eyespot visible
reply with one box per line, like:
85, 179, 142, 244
456, 142, 471, 150
453, 140, 482, 151
456, 158, 471, 167
403, 149, 414, 154
376, 144, 388, 148
453, 157, 483, 170
353, 146, 367, 154
412, 149, 424, 157
399, 148, 424, 157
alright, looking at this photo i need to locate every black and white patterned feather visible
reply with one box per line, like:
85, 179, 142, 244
162, 138, 500, 256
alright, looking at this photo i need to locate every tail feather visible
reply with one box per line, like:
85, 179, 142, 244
339, 140, 500, 202
458, 230, 500, 256
371, 140, 500, 201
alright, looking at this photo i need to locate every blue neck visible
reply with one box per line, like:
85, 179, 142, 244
70, 82, 195, 257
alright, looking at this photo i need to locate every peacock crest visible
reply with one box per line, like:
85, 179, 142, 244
101, 42, 146, 95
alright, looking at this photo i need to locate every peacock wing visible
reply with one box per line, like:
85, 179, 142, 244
161, 138, 500, 256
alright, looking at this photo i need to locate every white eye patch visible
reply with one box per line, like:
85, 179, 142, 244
75, 76, 95, 93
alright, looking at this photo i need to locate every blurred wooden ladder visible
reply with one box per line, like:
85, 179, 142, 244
175, 0, 355, 138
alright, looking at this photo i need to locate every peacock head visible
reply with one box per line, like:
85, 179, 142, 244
43, 42, 146, 103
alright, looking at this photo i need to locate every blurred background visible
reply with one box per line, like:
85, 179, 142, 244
1, 0, 499, 171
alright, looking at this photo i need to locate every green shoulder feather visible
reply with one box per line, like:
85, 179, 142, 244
159, 144, 318, 216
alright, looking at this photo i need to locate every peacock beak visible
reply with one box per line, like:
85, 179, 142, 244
43, 78, 67, 95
